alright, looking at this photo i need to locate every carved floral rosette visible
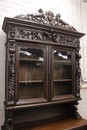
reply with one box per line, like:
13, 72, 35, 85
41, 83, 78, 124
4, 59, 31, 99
8, 40, 15, 102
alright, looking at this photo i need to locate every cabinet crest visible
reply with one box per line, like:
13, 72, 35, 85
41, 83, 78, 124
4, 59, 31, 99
14, 9, 76, 31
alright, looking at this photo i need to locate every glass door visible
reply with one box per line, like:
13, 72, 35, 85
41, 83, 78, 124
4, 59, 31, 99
17, 43, 48, 104
51, 47, 75, 100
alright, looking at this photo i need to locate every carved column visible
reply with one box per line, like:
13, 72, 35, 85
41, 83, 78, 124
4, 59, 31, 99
7, 40, 16, 105
6, 109, 14, 130
66, 101, 81, 119
75, 40, 81, 98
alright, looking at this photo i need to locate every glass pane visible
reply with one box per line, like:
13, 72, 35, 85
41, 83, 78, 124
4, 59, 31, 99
19, 83, 44, 99
53, 50, 71, 61
54, 64, 72, 80
19, 61, 43, 81
53, 49, 72, 97
20, 47, 44, 61
54, 82, 72, 96
19, 47, 44, 100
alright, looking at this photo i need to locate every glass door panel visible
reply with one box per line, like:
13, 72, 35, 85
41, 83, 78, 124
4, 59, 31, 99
52, 48, 73, 99
18, 45, 47, 101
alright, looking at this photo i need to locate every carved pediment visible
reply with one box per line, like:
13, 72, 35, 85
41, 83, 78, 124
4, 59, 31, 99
14, 9, 76, 31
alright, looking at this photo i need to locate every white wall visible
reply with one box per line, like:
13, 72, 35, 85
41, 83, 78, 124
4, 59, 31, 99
0, 0, 87, 129
80, 1, 87, 88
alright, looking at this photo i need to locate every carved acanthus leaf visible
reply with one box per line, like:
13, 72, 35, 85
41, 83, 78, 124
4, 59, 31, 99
14, 9, 76, 31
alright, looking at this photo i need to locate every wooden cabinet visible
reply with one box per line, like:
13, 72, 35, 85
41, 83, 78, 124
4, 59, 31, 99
2, 9, 87, 130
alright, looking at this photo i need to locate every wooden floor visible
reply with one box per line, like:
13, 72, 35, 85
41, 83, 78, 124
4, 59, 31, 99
17, 118, 87, 130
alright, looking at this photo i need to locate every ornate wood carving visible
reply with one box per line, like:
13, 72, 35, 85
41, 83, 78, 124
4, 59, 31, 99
52, 33, 79, 46
17, 28, 47, 40
14, 9, 76, 31
6, 109, 14, 130
9, 26, 15, 38
8, 40, 15, 102
75, 40, 81, 98
9, 27, 79, 47
66, 101, 81, 119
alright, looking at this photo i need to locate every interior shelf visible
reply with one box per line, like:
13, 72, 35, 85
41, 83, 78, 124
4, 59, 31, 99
20, 58, 44, 62
53, 79, 72, 82
54, 60, 71, 64
19, 80, 43, 83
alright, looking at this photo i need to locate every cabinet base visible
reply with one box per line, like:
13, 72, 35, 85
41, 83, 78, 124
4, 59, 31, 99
14, 118, 87, 130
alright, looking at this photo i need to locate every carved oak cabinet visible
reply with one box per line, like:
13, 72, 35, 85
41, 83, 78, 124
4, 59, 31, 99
2, 10, 87, 130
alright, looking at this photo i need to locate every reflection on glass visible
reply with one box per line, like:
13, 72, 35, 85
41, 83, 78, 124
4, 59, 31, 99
53, 49, 72, 96
19, 47, 44, 99
53, 50, 71, 61
20, 48, 44, 61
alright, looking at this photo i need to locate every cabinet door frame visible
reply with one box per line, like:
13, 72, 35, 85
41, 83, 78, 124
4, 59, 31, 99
50, 46, 76, 101
15, 42, 48, 105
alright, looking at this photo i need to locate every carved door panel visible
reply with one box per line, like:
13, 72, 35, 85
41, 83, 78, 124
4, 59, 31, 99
50, 46, 75, 101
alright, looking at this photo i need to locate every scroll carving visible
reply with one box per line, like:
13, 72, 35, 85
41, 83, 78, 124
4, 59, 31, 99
14, 9, 76, 31
8, 41, 15, 101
